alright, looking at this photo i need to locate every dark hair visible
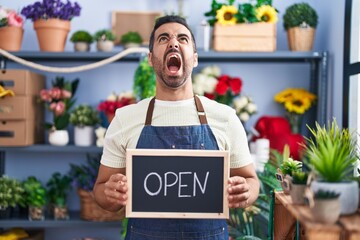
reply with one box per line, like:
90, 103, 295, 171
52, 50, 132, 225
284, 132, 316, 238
149, 15, 197, 52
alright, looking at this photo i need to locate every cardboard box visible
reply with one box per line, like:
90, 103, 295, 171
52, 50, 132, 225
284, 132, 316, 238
0, 96, 41, 120
112, 11, 162, 45
213, 23, 276, 52
0, 70, 45, 96
0, 119, 44, 146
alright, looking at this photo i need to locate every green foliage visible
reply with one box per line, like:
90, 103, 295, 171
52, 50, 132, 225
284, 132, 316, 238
304, 119, 359, 182
23, 176, 47, 207
279, 158, 302, 177
120, 31, 143, 44
69, 104, 101, 126
93, 29, 116, 41
46, 172, 72, 207
291, 171, 308, 185
314, 190, 340, 200
0, 176, 25, 208
68, 153, 101, 191
133, 57, 156, 100
70, 30, 93, 43
283, 3, 318, 30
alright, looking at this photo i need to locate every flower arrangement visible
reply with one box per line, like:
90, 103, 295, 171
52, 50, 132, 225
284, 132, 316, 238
97, 91, 136, 122
274, 88, 316, 133
204, 0, 278, 26
40, 76, 79, 130
193, 65, 257, 123
0, 7, 24, 28
21, 0, 81, 22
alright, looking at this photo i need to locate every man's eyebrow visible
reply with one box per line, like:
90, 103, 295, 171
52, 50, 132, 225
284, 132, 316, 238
178, 33, 190, 39
157, 33, 170, 40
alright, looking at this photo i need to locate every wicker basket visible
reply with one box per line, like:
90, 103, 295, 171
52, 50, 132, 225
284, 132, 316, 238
77, 189, 124, 221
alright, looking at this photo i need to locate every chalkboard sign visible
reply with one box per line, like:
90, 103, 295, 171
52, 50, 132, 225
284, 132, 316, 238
126, 149, 229, 219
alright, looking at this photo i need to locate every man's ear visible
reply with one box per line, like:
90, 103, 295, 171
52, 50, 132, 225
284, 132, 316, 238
148, 52, 153, 67
193, 52, 198, 68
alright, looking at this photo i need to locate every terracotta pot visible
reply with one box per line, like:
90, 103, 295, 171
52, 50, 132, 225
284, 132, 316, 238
33, 19, 70, 52
287, 27, 315, 51
0, 26, 24, 51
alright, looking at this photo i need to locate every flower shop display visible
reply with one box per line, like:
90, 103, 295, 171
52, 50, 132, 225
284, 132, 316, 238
133, 56, 156, 100
23, 176, 47, 221
0, 176, 25, 219
304, 119, 359, 215
233, 95, 257, 123
120, 31, 143, 49
69, 153, 123, 221
70, 30, 94, 52
274, 88, 317, 134
98, 91, 136, 124
69, 104, 101, 146
40, 76, 79, 146
21, 0, 81, 52
204, 0, 278, 51
46, 172, 72, 220
94, 29, 116, 52
283, 3, 318, 51
0, 7, 24, 51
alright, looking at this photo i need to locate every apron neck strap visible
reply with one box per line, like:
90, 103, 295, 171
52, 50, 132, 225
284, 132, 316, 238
145, 95, 208, 126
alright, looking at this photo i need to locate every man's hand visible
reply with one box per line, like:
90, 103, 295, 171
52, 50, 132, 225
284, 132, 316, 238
228, 176, 251, 208
103, 173, 128, 206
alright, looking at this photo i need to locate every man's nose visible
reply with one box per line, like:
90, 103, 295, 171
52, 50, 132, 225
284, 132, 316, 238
168, 38, 179, 49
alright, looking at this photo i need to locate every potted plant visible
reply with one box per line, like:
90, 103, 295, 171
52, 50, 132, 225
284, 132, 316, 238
69, 104, 101, 146
310, 190, 341, 224
283, 2, 318, 51
133, 56, 156, 101
94, 29, 116, 52
0, 7, 24, 51
23, 176, 47, 221
304, 119, 359, 215
120, 31, 143, 49
70, 30, 93, 52
21, 0, 81, 52
0, 176, 25, 218
39, 76, 79, 146
46, 172, 72, 220
68, 153, 123, 221
288, 170, 308, 204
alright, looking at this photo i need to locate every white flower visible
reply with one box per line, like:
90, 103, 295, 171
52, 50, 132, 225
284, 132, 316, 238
193, 73, 217, 95
233, 96, 248, 111
246, 102, 257, 113
239, 112, 250, 122
0, 8, 8, 20
119, 90, 134, 99
201, 65, 221, 77
95, 126, 107, 147
107, 92, 117, 101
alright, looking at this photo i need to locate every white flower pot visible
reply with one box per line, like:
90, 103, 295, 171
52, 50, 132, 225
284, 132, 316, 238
48, 130, 69, 146
74, 126, 94, 147
74, 42, 90, 52
96, 40, 114, 52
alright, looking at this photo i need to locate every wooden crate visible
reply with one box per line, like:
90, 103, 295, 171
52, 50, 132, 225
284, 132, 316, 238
213, 22, 276, 52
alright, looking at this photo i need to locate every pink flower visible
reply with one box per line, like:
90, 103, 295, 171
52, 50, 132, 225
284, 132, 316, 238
61, 89, 72, 99
40, 89, 52, 102
52, 102, 66, 116
7, 11, 23, 27
50, 88, 62, 100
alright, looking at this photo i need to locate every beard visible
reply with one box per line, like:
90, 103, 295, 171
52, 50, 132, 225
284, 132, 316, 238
151, 53, 193, 89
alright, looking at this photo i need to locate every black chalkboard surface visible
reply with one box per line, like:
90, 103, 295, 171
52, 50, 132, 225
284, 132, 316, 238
126, 149, 229, 219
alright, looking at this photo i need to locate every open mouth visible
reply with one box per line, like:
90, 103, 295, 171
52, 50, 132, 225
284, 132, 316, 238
166, 54, 182, 74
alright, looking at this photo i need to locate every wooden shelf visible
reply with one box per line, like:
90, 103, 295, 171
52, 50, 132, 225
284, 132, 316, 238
274, 191, 360, 240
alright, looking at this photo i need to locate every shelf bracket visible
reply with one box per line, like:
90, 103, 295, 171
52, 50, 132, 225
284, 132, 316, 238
0, 56, 6, 74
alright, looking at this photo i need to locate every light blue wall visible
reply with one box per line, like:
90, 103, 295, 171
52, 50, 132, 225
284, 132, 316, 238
1, 0, 346, 239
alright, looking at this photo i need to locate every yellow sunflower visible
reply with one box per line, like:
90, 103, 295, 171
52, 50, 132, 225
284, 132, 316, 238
284, 97, 312, 114
216, 5, 238, 25
256, 5, 278, 23
274, 88, 294, 103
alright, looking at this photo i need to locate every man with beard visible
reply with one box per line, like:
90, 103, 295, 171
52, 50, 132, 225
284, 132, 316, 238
93, 15, 259, 239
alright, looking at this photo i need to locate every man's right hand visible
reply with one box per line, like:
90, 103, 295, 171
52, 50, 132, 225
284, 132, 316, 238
104, 173, 128, 206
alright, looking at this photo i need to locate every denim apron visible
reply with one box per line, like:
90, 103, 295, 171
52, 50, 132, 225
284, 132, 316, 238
125, 96, 228, 240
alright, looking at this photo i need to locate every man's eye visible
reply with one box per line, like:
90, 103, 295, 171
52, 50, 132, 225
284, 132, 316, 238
179, 37, 189, 43
159, 36, 168, 43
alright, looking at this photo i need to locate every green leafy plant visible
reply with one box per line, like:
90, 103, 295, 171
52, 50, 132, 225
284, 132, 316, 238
314, 190, 340, 200
291, 171, 308, 185
120, 31, 143, 44
69, 104, 101, 127
303, 119, 359, 182
93, 29, 116, 42
133, 57, 156, 100
70, 30, 93, 43
69, 153, 101, 191
0, 176, 25, 209
23, 176, 47, 207
278, 145, 302, 176
46, 172, 72, 207
283, 3, 318, 30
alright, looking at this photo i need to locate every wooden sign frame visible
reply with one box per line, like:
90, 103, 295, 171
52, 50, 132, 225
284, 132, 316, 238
126, 149, 229, 219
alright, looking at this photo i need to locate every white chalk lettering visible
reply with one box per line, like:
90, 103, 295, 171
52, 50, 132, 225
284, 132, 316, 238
193, 172, 209, 195
143, 171, 210, 197
144, 172, 162, 196
164, 172, 178, 196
